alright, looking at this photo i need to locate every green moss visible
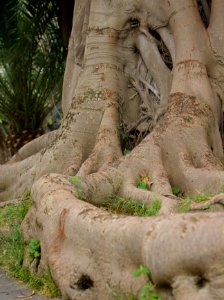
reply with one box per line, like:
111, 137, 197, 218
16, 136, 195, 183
102, 197, 161, 217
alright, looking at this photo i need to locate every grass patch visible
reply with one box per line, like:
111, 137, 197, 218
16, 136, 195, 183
172, 186, 181, 196
136, 175, 152, 191
186, 193, 211, 202
0, 192, 60, 297
0, 192, 32, 227
102, 197, 161, 217
178, 193, 212, 213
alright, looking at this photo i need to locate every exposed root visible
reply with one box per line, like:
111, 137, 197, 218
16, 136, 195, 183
0, 135, 83, 202
7, 2, 224, 300
64, 89, 224, 215
7, 130, 58, 163
120, 184, 178, 215
70, 139, 179, 215
189, 193, 224, 211
21, 173, 224, 300
181, 168, 224, 195
77, 96, 122, 176
0, 198, 20, 208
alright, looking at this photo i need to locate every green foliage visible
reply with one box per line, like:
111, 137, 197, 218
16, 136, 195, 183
14, 267, 60, 297
29, 239, 41, 259
0, 193, 60, 297
0, 191, 32, 227
132, 266, 161, 300
139, 284, 161, 300
147, 200, 161, 216
0, 222, 24, 273
133, 265, 151, 278
115, 266, 161, 300
172, 186, 180, 196
178, 193, 212, 213
0, 0, 66, 137
178, 199, 191, 213
69, 175, 81, 185
102, 197, 161, 217
69, 176, 86, 200
187, 193, 210, 202
137, 180, 148, 190
137, 176, 152, 190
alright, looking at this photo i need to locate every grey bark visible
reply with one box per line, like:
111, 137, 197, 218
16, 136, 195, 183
1, 1, 224, 299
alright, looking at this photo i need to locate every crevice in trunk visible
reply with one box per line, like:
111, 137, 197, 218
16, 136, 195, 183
148, 28, 173, 70
196, 0, 211, 28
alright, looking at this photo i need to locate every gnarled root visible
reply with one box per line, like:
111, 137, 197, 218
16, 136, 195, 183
0, 132, 83, 202
6, 131, 58, 163
22, 173, 224, 300
63, 93, 224, 216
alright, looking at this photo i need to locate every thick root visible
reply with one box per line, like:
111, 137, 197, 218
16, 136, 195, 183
22, 173, 224, 300
0, 136, 82, 202
6, 131, 58, 163
189, 193, 224, 211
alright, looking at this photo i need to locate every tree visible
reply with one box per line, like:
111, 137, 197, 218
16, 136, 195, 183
0, 124, 10, 163
1, 0, 224, 298
0, 0, 66, 155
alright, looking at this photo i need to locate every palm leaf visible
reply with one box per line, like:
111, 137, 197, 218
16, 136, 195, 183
0, 0, 66, 134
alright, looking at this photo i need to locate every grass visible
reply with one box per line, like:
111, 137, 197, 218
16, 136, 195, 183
178, 193, 213, 213
69, 175, 86, 200
111, 265, 161, 300
0, 192, 32, 227
0, 192, 60, 298
136, 176, 152, 191
102, 197, 161, 217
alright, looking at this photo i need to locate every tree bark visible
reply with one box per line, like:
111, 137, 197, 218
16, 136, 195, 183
1, 0, 224, 298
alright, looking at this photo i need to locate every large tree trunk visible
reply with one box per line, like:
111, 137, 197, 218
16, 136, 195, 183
2, 0, 224, 299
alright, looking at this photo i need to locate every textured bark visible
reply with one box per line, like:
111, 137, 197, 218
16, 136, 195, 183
1, 0, 224, 299
22, 174, 224, 300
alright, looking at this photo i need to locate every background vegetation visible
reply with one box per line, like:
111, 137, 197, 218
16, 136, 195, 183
0, 0, 66, 155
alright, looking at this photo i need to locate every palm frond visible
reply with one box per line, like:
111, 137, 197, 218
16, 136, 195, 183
0, 0, 66, 134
